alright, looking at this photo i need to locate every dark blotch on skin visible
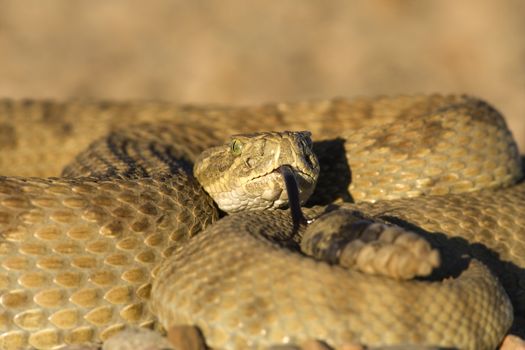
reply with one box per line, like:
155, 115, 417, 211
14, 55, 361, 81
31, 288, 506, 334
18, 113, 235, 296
302, 209, 377, 265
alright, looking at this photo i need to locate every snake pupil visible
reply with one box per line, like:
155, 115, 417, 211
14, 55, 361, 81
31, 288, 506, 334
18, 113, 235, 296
230, 139, 243, 156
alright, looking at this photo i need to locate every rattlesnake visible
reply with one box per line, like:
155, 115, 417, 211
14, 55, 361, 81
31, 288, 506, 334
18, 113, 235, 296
0, 95, 523, 349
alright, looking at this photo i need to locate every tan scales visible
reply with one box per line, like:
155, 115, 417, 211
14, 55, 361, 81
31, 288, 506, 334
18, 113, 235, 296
0, 95, 523, 349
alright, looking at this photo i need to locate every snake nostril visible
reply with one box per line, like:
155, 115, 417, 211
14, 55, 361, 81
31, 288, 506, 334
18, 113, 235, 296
304, 154, 315, 169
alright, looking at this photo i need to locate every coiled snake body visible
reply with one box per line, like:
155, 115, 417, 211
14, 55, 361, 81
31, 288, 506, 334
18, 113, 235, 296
0, 95, 523, 349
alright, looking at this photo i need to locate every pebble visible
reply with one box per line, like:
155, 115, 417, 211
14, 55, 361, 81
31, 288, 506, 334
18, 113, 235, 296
167, 325, 208, 350
500, 335, 525, 350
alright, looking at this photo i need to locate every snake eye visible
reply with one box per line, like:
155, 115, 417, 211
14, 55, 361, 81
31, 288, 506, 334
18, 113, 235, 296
230, 139, 243, 156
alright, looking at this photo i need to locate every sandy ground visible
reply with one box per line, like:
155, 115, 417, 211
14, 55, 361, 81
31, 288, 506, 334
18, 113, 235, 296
0, 0, 524, 150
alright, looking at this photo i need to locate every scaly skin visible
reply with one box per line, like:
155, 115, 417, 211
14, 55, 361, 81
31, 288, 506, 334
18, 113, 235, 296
0, 95, 523, 349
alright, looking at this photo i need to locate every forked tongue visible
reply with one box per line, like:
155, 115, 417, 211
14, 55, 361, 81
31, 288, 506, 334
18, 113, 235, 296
279, 165, 308, 231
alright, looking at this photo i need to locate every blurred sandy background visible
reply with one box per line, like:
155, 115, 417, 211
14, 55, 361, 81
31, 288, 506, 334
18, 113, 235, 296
0, 0, 524, 150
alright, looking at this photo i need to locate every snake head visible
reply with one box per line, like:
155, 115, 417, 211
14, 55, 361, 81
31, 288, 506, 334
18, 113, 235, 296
194, 131, 320, 213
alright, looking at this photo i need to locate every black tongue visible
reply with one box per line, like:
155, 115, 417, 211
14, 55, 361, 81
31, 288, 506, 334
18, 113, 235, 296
279, 165, 308, 230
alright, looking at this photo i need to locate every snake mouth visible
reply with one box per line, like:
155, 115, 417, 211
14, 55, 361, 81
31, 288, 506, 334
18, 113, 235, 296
213, 164, 317, 213
269, 166, 317, 185
244, 165, 317, 192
